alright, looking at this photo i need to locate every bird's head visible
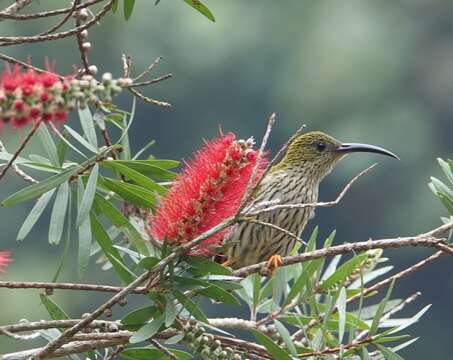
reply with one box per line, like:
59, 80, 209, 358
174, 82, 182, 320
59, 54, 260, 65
273, 131, 398, 179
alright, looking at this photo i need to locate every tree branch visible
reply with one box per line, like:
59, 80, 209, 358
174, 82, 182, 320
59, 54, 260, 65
233, 221, 453, 277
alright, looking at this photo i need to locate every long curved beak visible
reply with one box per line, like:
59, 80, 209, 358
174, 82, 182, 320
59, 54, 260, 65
337, 143, 399, 160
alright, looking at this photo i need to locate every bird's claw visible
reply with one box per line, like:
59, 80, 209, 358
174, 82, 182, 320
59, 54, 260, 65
266, 254, 283, 276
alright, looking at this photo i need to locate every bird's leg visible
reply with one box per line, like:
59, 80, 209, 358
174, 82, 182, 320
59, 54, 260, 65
266, 254, 283, 275
222, 258, 234, 268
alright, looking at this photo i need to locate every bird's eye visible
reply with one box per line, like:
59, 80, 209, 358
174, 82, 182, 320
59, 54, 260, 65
315, 141, 326, 152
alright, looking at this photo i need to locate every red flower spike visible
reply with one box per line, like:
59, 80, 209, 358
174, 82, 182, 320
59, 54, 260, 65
148, 132, 268, 257
0, 251, 12, 273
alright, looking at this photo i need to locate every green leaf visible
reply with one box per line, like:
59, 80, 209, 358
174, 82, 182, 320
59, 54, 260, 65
337, 286, 347, 343
129, 316, 164, 344
274, 320, 297, 357
198, 285, 241, 306
77, 178, 92, 279
165, 296, 177, 327
63, 125, 98, 153
112, 0, 118, 12
172, 289, 208, 323
186, 256, 232, 276
183, 0, 215, 22
40, 294, 69, 320
320, 253, 368, 290
375, 344, 405, 360
101, 160, 167, 195
137, 257, 160, 270
285, 258, 323, 305
122, 306, 158, 326
17, 190, 55, 241
77, 164, 99, 226
438, 158, 453, 184
78, 106, 98, 148
280, 312, 369, 331
101, 177, 156, 208
106, 160, 177, 180
388, 304, 431, 335
90, 214, 135, 283
252, 330, 292, 360
2, 167, 74, 207
122, 347, 192, 360
48, 182, 69, 245
56, 130, 69, 165
370, 279, 396, 335
37, 124, 60, 166
124, 0, 136, 20
133, 139, 156, 160
93, 194, 149, 255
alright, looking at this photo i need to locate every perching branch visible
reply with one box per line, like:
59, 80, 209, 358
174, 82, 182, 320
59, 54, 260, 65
233, 221, 453, 277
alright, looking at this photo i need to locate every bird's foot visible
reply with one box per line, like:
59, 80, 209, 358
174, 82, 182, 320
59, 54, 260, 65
266, 254, 283, 276
222, 259, 233, 268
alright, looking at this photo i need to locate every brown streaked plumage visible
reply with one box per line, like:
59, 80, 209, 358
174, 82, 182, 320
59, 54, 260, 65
224, 131, 398, 269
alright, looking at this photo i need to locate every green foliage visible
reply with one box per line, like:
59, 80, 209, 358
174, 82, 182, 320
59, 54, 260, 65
429, 158, 453, 216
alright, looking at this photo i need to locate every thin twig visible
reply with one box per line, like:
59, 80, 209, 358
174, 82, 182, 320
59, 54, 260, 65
133, 56, 162, 81
0, 0, 103, 20
245, 163, 377, 216
0, 0, 114, 46
238, 217, 307, 246
128, 86, 172, 107
0, 319, 122, 334
238, 112, 275, 211
38, 0, 79, 36
129, 73, 173, 87
0, 280, 148, 294
0, 139, 37, 183
0, 119, 42, 182
149, 339, 178, 360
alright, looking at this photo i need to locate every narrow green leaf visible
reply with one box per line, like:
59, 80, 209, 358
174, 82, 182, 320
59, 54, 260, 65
48, 182, 69, 245
124, 0, 136, 20
198, 285, 241, 306
129, 316, 164, 344
64, 125, 98, 153
183, 0, 215, 22
56, 130, 69, 165
106, 253, 136, 284
337, 287, 347, 343
112, 0, 118, 12
78, 106, 98, 148
40, 294, 69, 320
122, 347, 192, 360
252, 330, 292, 360
361, 347, 372, 360
375, 344, 405, 360
17, 190, 55, 241
186, 256, 232, 276
90, 214, 134, 283
137, 257, 160, 270
388, 304, 431, 335
133, 139, 156, 160
93, 194, 149, 255
438, 158, 453, 184
106, 160, 177, 180
165, 297, 177, 327
101, 177, 156, 208
320, 253, 368, 290
77, 164, 99, 226
122, 306, 158, 326
50, 122, 88, 158
119, 98, 135, 160
285, 258, 323, 305
370, 279, 396, 335
37, 124, 59, 166
101, 161, 166, 195
2, 167, 74, 207
52, 192, 72, 282
77, 178, 92, 279
173, 289, 208, 323
274, 320, 297, 357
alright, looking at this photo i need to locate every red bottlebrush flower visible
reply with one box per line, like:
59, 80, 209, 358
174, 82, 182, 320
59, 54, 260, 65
0, 251, 12, 273
148, 132, 268, 256
0, 63, 130, 129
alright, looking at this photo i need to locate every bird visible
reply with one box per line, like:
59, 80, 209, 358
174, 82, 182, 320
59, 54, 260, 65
223, 131, 398, 270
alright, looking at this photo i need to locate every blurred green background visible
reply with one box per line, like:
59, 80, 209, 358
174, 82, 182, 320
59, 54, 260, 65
1, 0, 452, 357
